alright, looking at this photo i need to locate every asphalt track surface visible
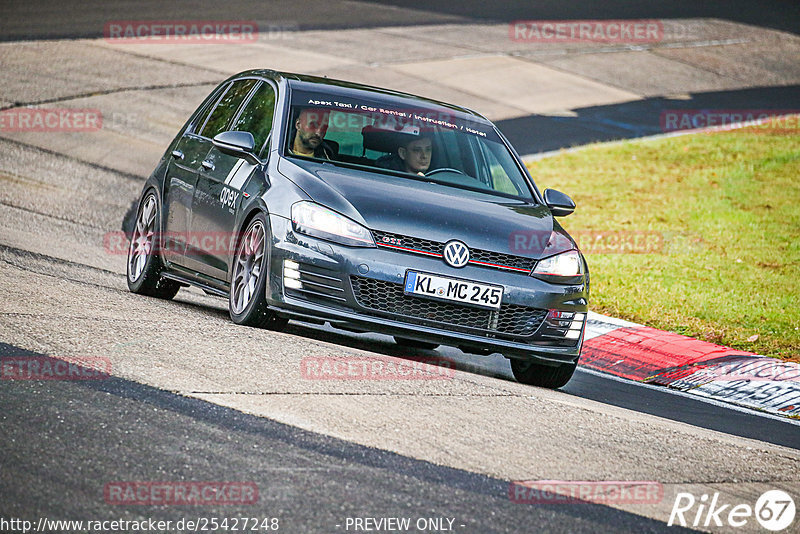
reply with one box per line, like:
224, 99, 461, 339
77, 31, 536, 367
277, 322, 800, 451
497, 85, 800, 156
1, 344, 694, 534
1, 2, 799, 532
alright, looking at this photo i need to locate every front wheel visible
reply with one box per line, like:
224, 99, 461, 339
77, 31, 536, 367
228, 213, 288, 330
510, 359, 577, 389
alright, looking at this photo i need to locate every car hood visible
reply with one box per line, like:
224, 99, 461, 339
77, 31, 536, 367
279, 158, 571, 258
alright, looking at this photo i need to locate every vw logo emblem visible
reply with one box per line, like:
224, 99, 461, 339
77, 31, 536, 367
443, 240, 470, 268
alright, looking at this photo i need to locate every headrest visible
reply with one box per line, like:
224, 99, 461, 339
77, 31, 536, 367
361, 126, 398, 153
361, 121, 424, 153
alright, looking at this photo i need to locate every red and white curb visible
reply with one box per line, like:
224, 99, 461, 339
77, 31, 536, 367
583, 312, 800, 419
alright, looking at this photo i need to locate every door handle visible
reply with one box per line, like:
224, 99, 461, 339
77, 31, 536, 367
201, 160, 215, 171
171, 150, 184, 160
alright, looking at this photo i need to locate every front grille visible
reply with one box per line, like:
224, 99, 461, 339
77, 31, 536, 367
495, 304, 551, 336
350, 276, 547, 338
372, 230, 536, 272
375, 233, 443, 255
469, 249, 535, 271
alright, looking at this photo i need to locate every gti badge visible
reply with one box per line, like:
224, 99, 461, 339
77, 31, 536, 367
443, 240, 470, 268
382, 235, 402, 246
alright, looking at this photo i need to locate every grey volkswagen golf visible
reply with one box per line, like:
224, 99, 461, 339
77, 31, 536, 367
126, 70, 589, 388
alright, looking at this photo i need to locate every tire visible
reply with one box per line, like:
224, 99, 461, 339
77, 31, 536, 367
510, 358, 577, 389
228, 213, 288, 330
126, 190, 180, 300
393, 336, 439, 350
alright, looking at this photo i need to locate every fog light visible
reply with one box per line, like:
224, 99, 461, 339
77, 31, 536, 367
284, 277, 302, 290
570, 313, 585, 331
544, 309, 585, 340
284, 259, 302, 289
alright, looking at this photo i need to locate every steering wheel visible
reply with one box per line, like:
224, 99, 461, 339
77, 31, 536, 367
425, 167, 465, 177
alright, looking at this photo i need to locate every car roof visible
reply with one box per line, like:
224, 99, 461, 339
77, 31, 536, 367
237, 69, 490, 123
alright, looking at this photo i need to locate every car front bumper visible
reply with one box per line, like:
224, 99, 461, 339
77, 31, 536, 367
266, 215, 588, 365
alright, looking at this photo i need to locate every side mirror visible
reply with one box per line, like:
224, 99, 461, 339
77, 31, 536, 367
543, 188, 576, 217
212, 131, 260, 164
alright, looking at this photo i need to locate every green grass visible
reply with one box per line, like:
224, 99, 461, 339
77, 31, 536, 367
527, 123, 800, 360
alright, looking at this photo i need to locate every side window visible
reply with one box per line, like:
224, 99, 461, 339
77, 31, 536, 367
200, 79, 258, 139
191, 82, 230, 135
230, 82, 276, 154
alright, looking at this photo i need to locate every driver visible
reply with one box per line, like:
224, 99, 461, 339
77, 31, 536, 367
290, 108, 336, 159
399, 136, 432, 175
376, 134, 432, 175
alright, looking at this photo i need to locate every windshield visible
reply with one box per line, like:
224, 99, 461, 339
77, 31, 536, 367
284, 89, 535, 201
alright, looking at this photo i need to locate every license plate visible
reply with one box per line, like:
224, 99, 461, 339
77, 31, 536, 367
404, 271, 503, 310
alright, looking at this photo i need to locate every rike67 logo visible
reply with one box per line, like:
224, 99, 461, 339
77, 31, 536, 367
669, 490, 795, 531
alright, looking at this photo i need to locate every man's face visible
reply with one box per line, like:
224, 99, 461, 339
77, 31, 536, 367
398, 137, 432, 174
295, 109, 330, 151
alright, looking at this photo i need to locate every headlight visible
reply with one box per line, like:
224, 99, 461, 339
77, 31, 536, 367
532, 250, 583, 277
291, 201, 375, 247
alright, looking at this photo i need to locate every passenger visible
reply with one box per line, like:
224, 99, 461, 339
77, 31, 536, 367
290, 108, 336, 159
376, 135, 433, 175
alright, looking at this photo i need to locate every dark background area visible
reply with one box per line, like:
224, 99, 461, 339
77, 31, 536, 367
1, 0, 798, 41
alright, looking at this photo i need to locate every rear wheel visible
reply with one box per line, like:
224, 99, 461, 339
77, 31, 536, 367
229, 213, 288, 330
510, 358, 577, 389
393, 336, 439, 350
126, 191, 180, 299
